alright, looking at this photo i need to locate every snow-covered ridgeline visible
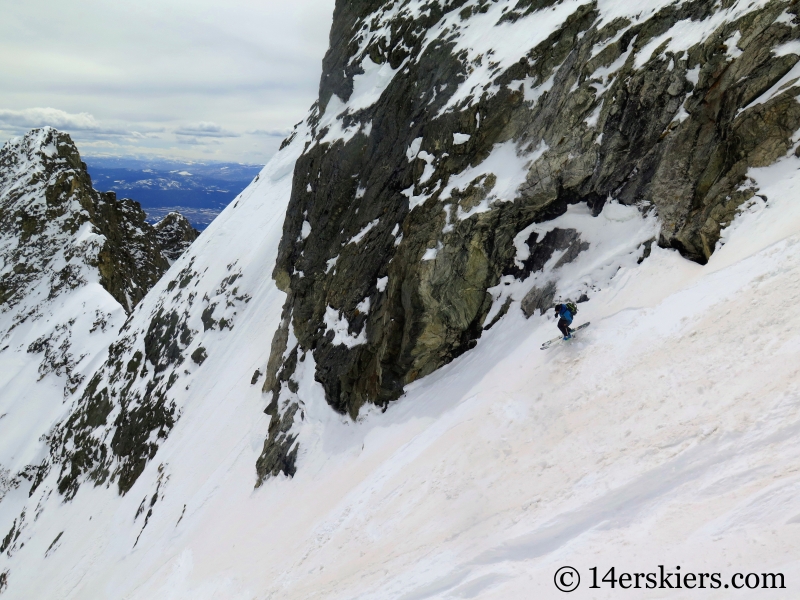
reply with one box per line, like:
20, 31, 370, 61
0, 130, 129, 515
315, 0, 787, 148
0, 126, 192, 512
3, 132, 800, 598
0, 120, 313, 593
44, 122, 315, 498
2, 0, 800, 596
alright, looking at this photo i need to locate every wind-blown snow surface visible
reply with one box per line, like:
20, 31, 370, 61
4, 125, 800, 597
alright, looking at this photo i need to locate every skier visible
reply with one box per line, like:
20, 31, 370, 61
554, 302, 577, 340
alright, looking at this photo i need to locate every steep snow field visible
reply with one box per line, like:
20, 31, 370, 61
0, 281, 123, 482
4, 128, 800, 598
0, 130, 128, 501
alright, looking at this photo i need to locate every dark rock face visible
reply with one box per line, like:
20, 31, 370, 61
0, 128, 193, 401
507, 228, 587, 282
256, 0, 800, 480
0, 128, 170, 314
0, 128, 202, 497
520, 281, 558, 319
154, 212, 199, 263
51, 255, 252, 497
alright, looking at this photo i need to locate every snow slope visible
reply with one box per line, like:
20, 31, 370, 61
0, 130, 128, 507
0, 127, 181, 516
3, 0, 800, 596
3, 120, 800, 599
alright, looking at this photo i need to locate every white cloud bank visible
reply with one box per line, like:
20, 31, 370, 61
0, 0, 335, 162
0, 107, 100, 130
174, 122, 240, 138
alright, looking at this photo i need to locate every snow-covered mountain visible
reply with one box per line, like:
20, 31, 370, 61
2, 0, 800, 597
0, 127, 196, 551
153, 212, 199, 264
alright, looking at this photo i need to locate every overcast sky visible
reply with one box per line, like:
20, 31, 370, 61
0, 0, 335, 164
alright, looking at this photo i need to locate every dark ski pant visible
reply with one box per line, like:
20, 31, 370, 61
558, 318, 572, 337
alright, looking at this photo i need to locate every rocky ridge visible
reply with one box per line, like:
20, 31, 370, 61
0, 128, 199, 501
5, 0, 799, 502
153, 212, 199, 263
258, 0, 800, 480
0, 128, 178, 399
0, 129, 172, 314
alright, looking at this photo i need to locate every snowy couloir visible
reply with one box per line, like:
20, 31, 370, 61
2, 0, 800, 597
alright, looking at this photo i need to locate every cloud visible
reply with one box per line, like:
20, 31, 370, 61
0, 107, 99, 130
174, 122, 239, 138
248, 128, 290, 137
176, 136, 223, 146
0, 0, 335, 161
130, 130, 166, 139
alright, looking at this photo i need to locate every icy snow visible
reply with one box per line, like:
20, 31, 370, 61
313, 56, 401, 146
348, 57, 403, 113
316, 95, 363, 145
773, 38, 800, 57
422, 242, 443, 261
584, 102, 603, 127
406, 136, 423, 160
725, 30, 743, 59
326, 255, 339, 273
522, 71, 556, 105
323, 306, 367, 348
686, 65, 701, 85
776, 9, 796, 26
347, 218, 379, 245
634, 0, 771, 69
441, 140, 532, 209
416, 150, 436, 185
356, 297, 371, 314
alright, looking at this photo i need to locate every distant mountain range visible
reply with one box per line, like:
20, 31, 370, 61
83, 156, 263, 229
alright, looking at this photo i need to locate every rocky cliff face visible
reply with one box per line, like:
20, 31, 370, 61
11, 0, 799, 500
0, 128, 175, 317
0, 128, 198, 499
154, 212, 199, 263
258, 0, 800, 480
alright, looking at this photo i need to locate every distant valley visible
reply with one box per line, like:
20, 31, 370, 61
84, 156, 263, 230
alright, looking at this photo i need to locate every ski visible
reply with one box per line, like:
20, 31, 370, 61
540, 322, 591, 349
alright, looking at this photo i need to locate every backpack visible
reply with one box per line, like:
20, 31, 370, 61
566, 301, 578, 315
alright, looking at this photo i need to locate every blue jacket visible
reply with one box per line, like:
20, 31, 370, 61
556, 304, 573, 324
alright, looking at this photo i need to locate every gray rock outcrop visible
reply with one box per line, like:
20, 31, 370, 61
0, 128, 171, 315
154, 212, 199, 263
258, 0, 800, 482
